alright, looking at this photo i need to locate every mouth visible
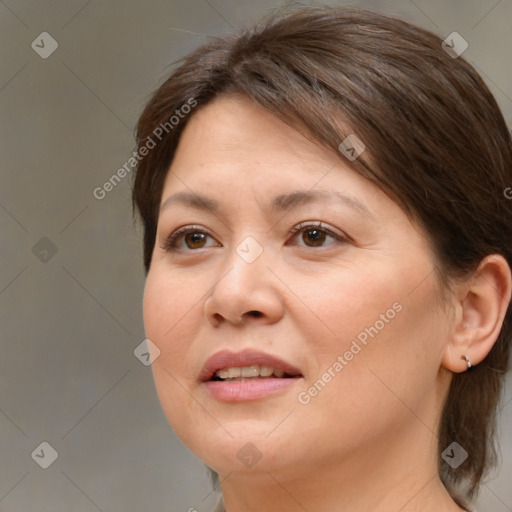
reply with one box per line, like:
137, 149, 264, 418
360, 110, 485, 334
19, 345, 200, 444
200, 348, 303, 382
200, 349, 303, 402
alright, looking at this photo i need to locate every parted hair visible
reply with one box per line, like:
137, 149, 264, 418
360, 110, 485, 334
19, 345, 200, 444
132, 5, 512, 505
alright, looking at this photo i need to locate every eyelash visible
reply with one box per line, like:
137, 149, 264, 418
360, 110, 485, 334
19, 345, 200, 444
159, 222, 348, 252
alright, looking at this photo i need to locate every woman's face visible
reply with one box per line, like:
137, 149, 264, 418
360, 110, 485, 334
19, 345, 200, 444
143, 95, 454, 479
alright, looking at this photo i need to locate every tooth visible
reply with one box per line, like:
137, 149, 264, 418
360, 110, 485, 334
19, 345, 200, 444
260, 366, 274, 377
228, 367, 241, 378
241, 365, 260, 377
273, 369, 284, 378
216, 369, 229, 379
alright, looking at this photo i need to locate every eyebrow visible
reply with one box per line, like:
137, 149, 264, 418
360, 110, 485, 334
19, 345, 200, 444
159, 189, 374, 218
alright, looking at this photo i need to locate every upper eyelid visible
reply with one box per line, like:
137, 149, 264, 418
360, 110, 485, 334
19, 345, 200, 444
160, 224, 218, 249
291, 221, 345, 237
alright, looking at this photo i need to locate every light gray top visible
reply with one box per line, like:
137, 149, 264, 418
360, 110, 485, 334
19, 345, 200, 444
212, 494, 225, 512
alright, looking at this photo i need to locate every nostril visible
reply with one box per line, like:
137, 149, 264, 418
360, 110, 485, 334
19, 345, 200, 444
249, 311, 263, 318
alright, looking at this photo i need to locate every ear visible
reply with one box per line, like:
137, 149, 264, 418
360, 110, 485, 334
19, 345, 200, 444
442, 254, 512, 373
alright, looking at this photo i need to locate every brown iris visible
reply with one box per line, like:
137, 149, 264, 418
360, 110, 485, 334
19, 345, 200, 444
185, 232, 207, 249
302, 228, 327, 247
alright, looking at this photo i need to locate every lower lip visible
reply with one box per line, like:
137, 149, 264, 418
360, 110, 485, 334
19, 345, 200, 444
204, 378, 301, 402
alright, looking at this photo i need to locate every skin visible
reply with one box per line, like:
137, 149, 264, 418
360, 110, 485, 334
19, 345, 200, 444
143, 95, 511, 512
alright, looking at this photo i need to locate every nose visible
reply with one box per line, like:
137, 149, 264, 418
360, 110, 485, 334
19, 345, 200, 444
203, 244, 285, 327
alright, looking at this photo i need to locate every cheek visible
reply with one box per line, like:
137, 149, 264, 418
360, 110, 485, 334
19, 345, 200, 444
143, 269, 202, 386
302, 275, 446, 435
299, 261, 402, 352
143, 270, 206, 438
143, 268, 201, 350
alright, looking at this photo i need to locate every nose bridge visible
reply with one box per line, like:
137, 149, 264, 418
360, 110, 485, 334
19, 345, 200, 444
222, 233, 268, 293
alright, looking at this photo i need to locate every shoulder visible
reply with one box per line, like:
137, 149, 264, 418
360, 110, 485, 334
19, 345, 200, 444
211, 494, 225, 512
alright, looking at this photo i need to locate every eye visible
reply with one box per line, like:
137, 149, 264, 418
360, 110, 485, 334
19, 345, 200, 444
160, 221, 348, 253
159, 225, 218, 252
288, 222, 347, 248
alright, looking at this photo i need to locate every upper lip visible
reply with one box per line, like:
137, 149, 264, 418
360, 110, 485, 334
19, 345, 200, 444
199, 348, 303, 382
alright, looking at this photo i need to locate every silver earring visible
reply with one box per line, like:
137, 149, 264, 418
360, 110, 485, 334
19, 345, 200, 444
461, 354, 472, 369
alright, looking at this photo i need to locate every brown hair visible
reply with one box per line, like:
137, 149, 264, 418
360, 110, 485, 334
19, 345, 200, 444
132, 5, 512, 504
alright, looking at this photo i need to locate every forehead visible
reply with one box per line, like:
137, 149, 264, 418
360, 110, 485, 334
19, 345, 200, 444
161, 95, 367, 197
173, 95, 333, 165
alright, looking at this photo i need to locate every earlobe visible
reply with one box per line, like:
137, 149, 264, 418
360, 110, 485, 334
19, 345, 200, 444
442, 344, 473, 374
441, 254, 512, 374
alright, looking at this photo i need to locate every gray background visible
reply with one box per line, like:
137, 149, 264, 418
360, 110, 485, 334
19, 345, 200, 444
1, 1, 511, 511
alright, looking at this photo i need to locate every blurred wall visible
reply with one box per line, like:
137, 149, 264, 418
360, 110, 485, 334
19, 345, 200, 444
1, 1, 511, 511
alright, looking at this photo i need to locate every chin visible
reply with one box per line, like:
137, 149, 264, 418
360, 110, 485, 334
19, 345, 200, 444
191, 422, 312, 480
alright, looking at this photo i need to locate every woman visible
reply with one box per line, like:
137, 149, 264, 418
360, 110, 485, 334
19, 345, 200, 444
132, 6, 512, 512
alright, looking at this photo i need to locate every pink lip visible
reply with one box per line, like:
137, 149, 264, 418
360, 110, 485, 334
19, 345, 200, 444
204, 378, 300, 402
199, 348, 302, 382
199, 348, 303, 402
